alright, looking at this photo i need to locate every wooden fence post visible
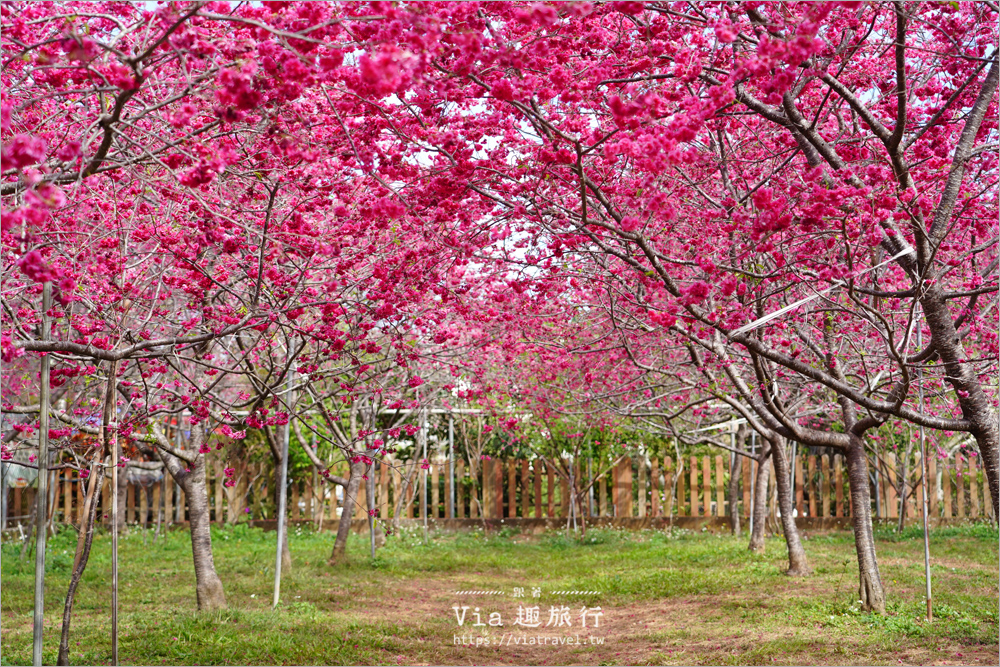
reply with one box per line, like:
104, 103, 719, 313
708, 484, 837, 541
165, 480, 174, 526
507, 461, 517, 518
533, 462, 542, 518
480, 460, 489, 519
907, 456, 918, 520
807, 455, 817, 517
984, 464, 994, 521
443, 459, 452, 520
520, 460, 530, 518
431, 463, 440, 519
623, 460, 634, 517
677, 457, 687, 517
139, 484, 148, 529
127, 483, 135, 524
651, 458, 660, 517
794, 455, 804, 517
300, 474, 310, 524
559, 466, 569, 518
742, 457, 751, 519
74, 475, 84, 525
152, 481, 161, 529
598, 470, 607, 517
487, 460, 497, 519
943, 462, 952, 518
637, 459, 647, 518
970, 458, 980, 518
546, 462, 555, 518
715, 455, 725, 517
690, 456, 699, 517
927, 457, 937, 518
820, 455, 831, 518
480, 461, 490, 519
455, 460, 465, 519
213, 460, 224, 525
610, 462, 619, 515
914, 454, 923, 519
834, 455, 844, 517
663, 457, 674, 517
14, 487, 23, 524
495, 460, 504, 519
887, 455, 898, 518
63, 474, 72, 524
955, 457, 965, 518
379, 463, 389, 520
291, 480, 301, 521
702, 456, 711, 517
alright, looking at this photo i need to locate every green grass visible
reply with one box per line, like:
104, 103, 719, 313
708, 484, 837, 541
2, 522, 996, 665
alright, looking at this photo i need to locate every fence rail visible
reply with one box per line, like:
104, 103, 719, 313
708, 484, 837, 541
2, 453, 993, 529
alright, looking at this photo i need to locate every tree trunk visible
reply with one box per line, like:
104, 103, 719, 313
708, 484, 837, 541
748, 443, 771, 553
178, 458, 227, 611
845, 436, 886, 614
58, 461, 104, 665
770, 437, 810, 575
390, 458, 419, 531
920, 284, 1000, 515
330, 459, 364, 564
729, 453, 741, 537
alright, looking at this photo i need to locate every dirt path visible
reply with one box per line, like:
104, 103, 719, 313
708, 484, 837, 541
345, 577, 997, 666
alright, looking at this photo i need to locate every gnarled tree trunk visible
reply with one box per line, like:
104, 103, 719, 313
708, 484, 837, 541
748, 442, 771, 553
770, 436, 810, 575
57, 460, 104, 665
177, 456, 227, 611
845, 435, 886, 614
151, 424, 227, 612
330, 458, 365, 563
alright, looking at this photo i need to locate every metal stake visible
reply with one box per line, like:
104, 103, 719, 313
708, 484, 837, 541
421, 408, 428, 544
273, 375, 292, 608
917, 327, 933, 621
448, 415, 455, 519
111, 422, 119, 666
749, 432, 756, 537
32, 282, 52, 667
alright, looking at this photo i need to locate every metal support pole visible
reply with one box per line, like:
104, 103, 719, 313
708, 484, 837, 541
172, 425, 182, 523
273, 375, 292, 608
32, 282, 52, 667
368, 462, 376, 559
110, 422, 119, 666
367, 411, 376, 559
917, 327, 932, 621
569, 459, 577, 532
749, 432, 756, 537
730, 421, 737, 520
790, 442, 797, 517
421, 408, 428, 544
448, 414, 455, 519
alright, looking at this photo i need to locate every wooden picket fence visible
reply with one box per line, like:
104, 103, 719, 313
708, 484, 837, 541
3, 452, 994, 528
